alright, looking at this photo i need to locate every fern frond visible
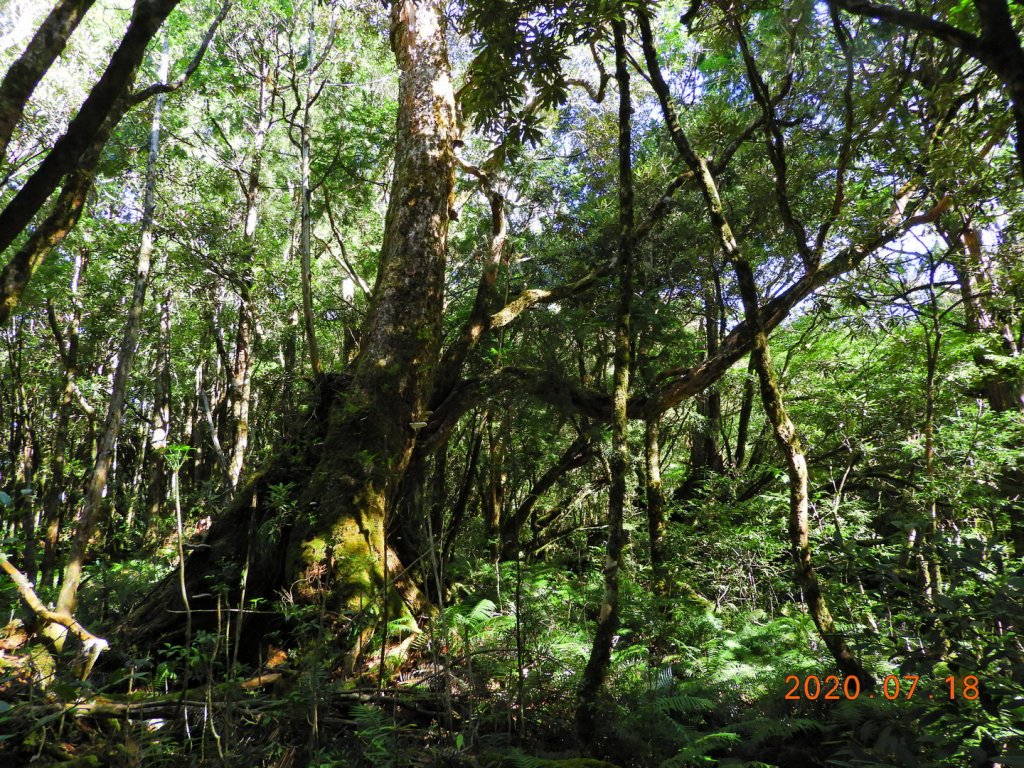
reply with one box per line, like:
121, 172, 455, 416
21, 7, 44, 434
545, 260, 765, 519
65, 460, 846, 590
656, 694, 715, 715
730, 716, 824, 747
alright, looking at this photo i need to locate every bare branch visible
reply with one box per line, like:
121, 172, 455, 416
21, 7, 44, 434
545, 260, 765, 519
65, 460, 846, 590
129, 0, 233, 105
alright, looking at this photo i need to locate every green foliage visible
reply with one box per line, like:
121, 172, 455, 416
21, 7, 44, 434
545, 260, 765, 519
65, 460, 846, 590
2, 0, 1024, 766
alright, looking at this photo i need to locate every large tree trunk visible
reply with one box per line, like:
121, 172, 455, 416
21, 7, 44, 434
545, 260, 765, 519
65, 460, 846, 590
124, 0, 456, 657
284, 0, 456, 610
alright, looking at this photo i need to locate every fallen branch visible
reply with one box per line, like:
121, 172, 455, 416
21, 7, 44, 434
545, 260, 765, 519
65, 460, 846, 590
52, 675, 442, 721
0, 552, 108, 679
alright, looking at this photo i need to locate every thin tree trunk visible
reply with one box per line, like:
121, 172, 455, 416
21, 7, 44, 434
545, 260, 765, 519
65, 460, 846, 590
690, 274, 725, 474
918, 285, 946, 650
645, 418, 668, 596
637, 4, 870, 686
298, 5, 321, 378
433, 188, 508, 402
946, 221, 1024, 553
484, 413, 506, 557
443, 419, 484, 565
40, 290, 81, 589
226, 65, 272, 489
11, 372, 37, 582
53, 40, 168, 627
734, 357, 756, 469
39, 376, 71, 587
142, 288, 172, 539
733, 257, 872, 685
499, 432, 593, 562
576, 15, 633, 747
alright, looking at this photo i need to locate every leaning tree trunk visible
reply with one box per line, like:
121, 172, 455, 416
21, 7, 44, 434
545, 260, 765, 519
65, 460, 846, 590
731, 256, 873, 687
0, 0, 180, 261
0, 0, 98, 160
123, 0, 456, 658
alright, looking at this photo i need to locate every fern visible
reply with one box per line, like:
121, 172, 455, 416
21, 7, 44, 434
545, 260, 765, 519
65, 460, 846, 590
659, 730, 741, 767
730, 716, 824, 748
489, 747, 547, 768
656, 693, 716, 716
351, 703, 400, 768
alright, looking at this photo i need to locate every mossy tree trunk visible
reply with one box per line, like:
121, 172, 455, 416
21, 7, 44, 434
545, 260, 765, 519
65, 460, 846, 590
732, 257, 874, 687
125, 0, 456, 656
638, 2, 872, 687
281, 0, 456, 618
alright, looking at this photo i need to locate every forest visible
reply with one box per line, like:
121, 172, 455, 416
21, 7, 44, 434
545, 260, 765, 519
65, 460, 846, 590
0, 0, 1022, 765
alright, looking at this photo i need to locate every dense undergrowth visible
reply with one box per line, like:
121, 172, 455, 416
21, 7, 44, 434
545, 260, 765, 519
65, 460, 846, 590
3, 482, 1022, 768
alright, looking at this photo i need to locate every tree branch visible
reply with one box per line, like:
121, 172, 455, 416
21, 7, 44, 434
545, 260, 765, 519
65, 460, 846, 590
128, 0, 232, 105
0, 552, 108, 678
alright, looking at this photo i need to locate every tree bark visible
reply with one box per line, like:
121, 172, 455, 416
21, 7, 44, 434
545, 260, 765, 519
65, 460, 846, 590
644, 418, 668, 596
0, 0, 180, 258
142, 288, 172, 539
287, 0, 456, 619
0, 0, 97, 160
53, 41, 168, 627
0, 124, 111, 324
576, 15, 633, 748
125, 0, 457, 655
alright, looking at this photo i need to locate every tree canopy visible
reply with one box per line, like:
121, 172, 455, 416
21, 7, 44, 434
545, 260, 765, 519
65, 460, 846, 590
0, 0, 1022, 766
